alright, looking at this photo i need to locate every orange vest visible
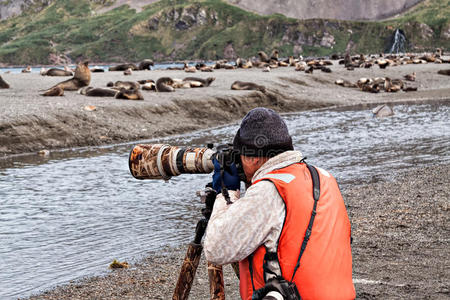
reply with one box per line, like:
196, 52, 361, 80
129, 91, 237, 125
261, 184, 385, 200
239, 163, 355, 300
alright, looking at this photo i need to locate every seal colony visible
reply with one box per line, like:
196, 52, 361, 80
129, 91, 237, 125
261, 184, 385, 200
1, 48, 448, 102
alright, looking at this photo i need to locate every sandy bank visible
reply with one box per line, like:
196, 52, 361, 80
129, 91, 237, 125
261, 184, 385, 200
24, 163, 450, 299
1, 62, 449, 157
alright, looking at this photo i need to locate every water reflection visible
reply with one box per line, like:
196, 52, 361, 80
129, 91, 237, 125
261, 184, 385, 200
0, 103, 449, 299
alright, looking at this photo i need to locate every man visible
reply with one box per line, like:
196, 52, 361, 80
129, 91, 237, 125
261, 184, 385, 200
204, 107, 355, 299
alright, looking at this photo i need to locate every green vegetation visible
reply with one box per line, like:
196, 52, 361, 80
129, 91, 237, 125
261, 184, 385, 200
0, 0, 448, 65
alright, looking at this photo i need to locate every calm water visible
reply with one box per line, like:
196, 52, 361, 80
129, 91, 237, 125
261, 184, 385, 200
0, 62, 212, 74
0, 103, 449, 299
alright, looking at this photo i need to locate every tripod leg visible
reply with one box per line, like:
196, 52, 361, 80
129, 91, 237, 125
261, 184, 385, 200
172, 242, 203, 300
208, 262, 225, 300
231, 262, 240, 279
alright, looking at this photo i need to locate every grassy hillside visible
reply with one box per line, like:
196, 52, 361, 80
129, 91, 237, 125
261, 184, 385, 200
0, 0, 448, 65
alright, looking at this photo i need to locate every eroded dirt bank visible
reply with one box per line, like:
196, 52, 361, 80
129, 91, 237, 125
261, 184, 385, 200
1, 62, 449, 157
25, 163, 450, 300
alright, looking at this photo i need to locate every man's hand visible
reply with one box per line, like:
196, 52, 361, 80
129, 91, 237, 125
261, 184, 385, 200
212, 159, 240, 193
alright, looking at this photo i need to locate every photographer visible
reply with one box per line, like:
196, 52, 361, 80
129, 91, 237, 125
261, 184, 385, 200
204, 107, 356, 300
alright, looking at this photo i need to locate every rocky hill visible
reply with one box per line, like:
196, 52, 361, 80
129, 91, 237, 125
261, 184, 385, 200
0, 0, 426, 21
225, 0, 424, 21
0, 0, 448, 65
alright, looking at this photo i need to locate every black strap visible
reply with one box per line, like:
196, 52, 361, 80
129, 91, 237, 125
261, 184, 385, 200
290, 164, 320, 282
248, 254, 256, 291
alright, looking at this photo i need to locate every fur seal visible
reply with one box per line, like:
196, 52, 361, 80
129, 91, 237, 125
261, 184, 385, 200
183, 77, 215, 87
90, 66, 105, 73
44, 68, 73, 76
200, 66, 213, 72
321, 66, 332, 73
335, 79, 357, 88
295, 62, 306, 71
262, 66, 271, 72
124, 68, 132, 76
78, 86, 118, 97
437, 69, 450, 76
270, 50, 279, 61
142, 82, 156, 91
109, 63, 138, 71
403, 72, 416, 81
231, 81, 266, 93
43, 61, 91, 92
113, 81, 140, 90
138, 59, 154, 70
115, 88, 144, 100
372, 104, 394, 118
258, 51, 270, 63
156, 77, 175, 92
377, 59, 389, 69
184, 63, 197, 73
305, 66, 314, 74
21, 66, 31, 73
42, 86, 64, 96
0, 75, 10, 88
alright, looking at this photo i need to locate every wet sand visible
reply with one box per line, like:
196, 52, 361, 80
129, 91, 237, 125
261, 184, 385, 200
1, 61, 449, 157
25, 163, 449, 300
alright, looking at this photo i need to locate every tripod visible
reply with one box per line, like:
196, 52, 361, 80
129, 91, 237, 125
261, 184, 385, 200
172, 185, 238, 300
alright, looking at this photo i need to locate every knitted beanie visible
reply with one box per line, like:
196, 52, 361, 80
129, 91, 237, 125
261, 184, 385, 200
233, 107, 293, 157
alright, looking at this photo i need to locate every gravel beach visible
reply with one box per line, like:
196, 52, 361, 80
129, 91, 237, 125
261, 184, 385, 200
1, 61, 449, 157
25, 163, 449, 300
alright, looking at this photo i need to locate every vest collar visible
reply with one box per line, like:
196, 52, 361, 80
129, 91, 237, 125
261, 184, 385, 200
251, 150, 303, 184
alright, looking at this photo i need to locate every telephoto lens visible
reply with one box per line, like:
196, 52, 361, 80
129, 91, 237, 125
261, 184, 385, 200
129, 144, 215, 180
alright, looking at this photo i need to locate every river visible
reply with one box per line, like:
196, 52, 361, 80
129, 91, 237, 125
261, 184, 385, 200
0, 102, 449, 299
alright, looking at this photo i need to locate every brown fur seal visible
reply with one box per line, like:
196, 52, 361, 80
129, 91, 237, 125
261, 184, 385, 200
21, 66, 31, 73
305, 66, 314, 74
109, 63, 138, 71
184, 63, 197, 73
335, 79, 357, 88
90, 66, 105, 73
44, 68, 73, 76
258, 51, 270, 63
78, 86, 118, 97
156, 77, 175, 92
113, 81, 140, 90
270, 50, 279, 61
43, 61, 91, 92
124, 68, 132, 76
183, 77, 215, 87
437, 69, 450, 76
403, 72, 416, 81
200, 66, 213, 72
231, 81, 266, 93
321, 66, 332, 73
142, 82, 156, 91
138, 59, 154, 70
0, 75, 10, 88
42, 86, 64, 96
115, 88, 143, 100
377, 59, 389, 69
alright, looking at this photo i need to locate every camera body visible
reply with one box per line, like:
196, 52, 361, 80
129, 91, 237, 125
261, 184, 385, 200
252, 277, 301, 300
212, 144, 246, 182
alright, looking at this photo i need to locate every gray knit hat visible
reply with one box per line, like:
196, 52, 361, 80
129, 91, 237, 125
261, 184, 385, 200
233, 107, 293, 157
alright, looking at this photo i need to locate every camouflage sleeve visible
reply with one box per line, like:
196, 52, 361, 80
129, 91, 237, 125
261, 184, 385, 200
204, 180, 285, 265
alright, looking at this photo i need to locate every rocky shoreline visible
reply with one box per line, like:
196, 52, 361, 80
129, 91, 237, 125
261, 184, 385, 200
1, 62, 449, 158
24, 163, 449, 300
